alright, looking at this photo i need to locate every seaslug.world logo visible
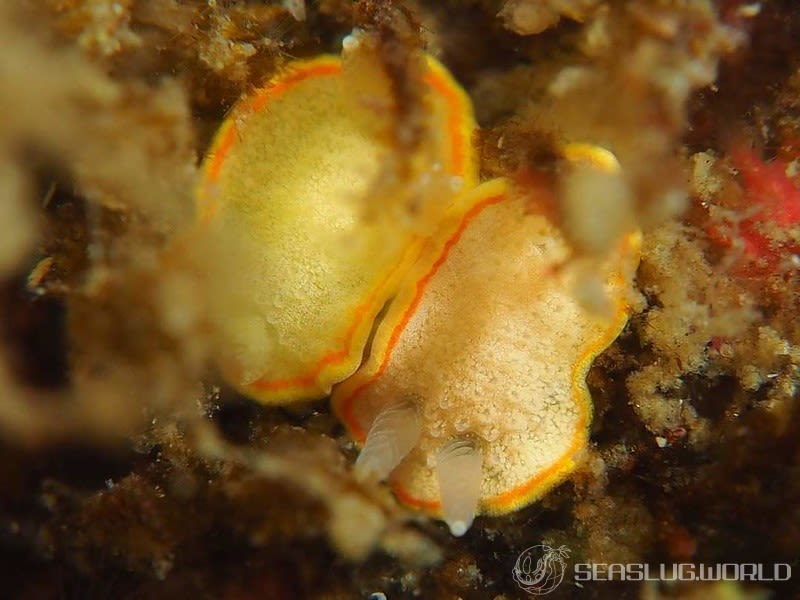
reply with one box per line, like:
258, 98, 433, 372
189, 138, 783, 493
512, 543, 792, 595
512, 544, 570, 595
574, 562, 792, 582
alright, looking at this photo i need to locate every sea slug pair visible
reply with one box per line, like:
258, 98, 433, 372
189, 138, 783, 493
197, 34, 639, 535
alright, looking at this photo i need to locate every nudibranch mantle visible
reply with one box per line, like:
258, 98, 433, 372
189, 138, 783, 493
197, 51, 477, 404
332, 177, 640, 530
197, 41, 641, 536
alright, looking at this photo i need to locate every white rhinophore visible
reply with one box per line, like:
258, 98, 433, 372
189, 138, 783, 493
355, 402, 421, 482
436, 438, 482, 536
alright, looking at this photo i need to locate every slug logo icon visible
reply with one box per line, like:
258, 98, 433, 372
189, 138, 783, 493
513, 544, 570, 595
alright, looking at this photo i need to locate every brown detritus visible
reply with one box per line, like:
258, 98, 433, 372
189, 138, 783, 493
641, 581, 770, 600
480, 0, 742, 262
687, 0, 800, 154
480, 120, 561, 181
435, 551, 484, 597
0, 1, 205, 445
500, 0, 600, 36
318, 0, 356, 24
573, 485, 656, 565
40, 0, 141, 59
44, 473, 182, 579
0, 5, 197, 233
1, 0, 800, 597
0, 277, 69, 391
353, 0, 428, 173
193, 423, 440, 565
37, 0, 319, 106
659, 519, 697, 562
40, 421, 440, 585
417, 1, 522, 88
335, 3, 468, 232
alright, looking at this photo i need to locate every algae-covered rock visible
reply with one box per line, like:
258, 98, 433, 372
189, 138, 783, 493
1, 1, 799, 598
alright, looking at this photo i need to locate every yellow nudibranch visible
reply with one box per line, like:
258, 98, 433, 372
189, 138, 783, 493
198, 38, 640, 536
198, 43, 477, 404
332, 177, 639, 535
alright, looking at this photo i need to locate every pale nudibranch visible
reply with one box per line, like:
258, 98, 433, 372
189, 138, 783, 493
332, 177, 640, 536
197, 41, 478, 403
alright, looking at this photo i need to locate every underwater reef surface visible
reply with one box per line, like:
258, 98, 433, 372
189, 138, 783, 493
0, 0, 799, 598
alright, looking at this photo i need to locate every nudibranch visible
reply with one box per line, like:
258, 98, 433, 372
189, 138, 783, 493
332, 176, 640, 536
197, 48, 477, 403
